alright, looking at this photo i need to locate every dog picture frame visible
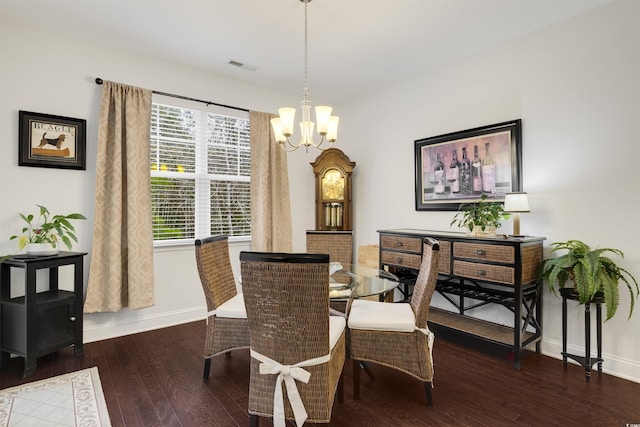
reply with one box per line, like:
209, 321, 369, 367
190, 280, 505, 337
19, 110, 86, 170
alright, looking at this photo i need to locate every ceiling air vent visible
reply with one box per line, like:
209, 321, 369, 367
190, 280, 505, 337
226, 60, 257, 72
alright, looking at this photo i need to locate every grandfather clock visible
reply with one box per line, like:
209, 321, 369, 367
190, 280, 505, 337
310, 148, 356, 231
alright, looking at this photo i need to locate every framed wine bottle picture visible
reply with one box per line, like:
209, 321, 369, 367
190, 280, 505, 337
414, 119, 522, 211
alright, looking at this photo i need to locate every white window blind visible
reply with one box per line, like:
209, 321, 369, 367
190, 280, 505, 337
150, 103, 251, 243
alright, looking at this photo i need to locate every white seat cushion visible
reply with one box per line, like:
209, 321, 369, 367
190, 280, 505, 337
348, 299, 415, 333
216, 293, 247, 319
329, 316, 346, 350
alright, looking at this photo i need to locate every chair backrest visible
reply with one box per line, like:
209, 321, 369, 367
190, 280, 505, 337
240, 251, 331, 364
195, 235, 237, 310
410, 237, 440, 327
357, 244, 380, 269
306, 231, 353, 265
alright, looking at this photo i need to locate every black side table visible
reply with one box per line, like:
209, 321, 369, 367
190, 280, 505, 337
0, 252, 86, 377
561, 288, 603, 382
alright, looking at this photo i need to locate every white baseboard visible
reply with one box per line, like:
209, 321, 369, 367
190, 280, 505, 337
82, 307, 205, 344
541, 337, 640, 384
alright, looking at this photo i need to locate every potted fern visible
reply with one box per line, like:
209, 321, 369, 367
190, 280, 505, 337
539, 240, 639, 320
9, 205, 86, 255
450, 194, 510, 237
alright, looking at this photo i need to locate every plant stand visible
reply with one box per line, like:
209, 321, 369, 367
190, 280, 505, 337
561, 288, 603, 382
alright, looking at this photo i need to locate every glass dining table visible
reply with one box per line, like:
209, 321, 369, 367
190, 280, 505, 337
328, 262, 400, 302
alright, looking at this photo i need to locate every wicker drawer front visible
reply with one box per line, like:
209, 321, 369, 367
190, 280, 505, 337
380, 235, 422, 253
437, 240, 451, 275
453, 260, 515, 285
381, 250, 422, 270
453, 242, 514, 264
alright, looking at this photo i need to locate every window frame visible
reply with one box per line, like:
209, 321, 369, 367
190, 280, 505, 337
150, 98, 251, 247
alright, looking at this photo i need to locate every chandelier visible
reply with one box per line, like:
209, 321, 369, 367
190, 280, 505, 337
270, 0, 339, 152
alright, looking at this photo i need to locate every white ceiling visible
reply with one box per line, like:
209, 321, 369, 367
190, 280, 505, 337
1, 0, 613, 103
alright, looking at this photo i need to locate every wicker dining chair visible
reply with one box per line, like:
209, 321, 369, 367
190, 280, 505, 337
307, 231, 354, 313
195, 235, 249, 380
306, 231, 353, 266
240, 251, 346, 427
347, 237, 440, 406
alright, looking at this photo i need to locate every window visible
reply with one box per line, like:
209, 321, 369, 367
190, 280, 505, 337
150, 102, 251, 244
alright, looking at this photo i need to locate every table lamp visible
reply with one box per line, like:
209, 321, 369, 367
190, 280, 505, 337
504, 192, 530, 237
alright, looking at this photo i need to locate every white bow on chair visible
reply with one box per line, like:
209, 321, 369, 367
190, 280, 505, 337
250, 349, 330, 427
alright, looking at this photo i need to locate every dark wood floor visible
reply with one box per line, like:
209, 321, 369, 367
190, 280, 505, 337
1, 320, 639, 426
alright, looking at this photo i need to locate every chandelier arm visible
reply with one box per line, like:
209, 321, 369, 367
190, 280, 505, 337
285, 137, 309, 151
313, 141, 335, 151
313, 136, 335, 151
280, 135, 334, 152
314, 135, 327, 149
285, 138, 300, 150
279, 139, 303, 152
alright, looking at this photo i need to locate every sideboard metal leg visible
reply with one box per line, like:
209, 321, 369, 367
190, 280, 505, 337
562, 294, 568, 368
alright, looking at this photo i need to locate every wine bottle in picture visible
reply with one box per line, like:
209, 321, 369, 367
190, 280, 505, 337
471, 145, 482, 193
447, 148, 460, 194
459, 147, 472, 194
481, 142, 496, 193
434, 152, 445, 195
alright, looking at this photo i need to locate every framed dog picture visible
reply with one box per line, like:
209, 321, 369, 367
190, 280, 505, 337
19, 110, 86, 170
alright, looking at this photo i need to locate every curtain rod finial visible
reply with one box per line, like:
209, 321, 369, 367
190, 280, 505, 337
95, 78, 103, 85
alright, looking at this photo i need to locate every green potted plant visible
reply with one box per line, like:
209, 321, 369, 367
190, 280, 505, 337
450, 194, 510, 237
9, 205, 87, 255
539, 239, 639, 320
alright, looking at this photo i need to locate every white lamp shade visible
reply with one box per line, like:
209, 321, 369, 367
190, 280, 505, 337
504, 192, 530, 212
327, 116, 339, 142
315, 106, 332, 134
278, 107, 296, 136
300, 120, 315, 146
270, 117, 286, 143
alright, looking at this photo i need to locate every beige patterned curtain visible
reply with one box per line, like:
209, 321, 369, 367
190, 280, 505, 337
249, 111, 292, 252
84, 81, 155, 313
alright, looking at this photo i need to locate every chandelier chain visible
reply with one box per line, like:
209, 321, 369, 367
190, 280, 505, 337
304, 0, 309, 97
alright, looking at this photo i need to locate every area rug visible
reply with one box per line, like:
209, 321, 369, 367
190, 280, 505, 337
0, 367, 111, 426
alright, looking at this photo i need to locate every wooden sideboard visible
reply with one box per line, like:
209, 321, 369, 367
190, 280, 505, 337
378, 228, 545, 369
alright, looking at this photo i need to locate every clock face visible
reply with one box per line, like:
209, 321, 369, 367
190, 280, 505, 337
322, 169, 344, 200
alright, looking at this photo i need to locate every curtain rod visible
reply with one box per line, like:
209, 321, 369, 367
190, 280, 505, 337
94, 78, 250, 113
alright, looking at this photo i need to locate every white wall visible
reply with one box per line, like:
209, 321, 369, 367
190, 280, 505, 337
0, 16, 313, 344
338, 0, 640, 382
1, 0, 639, 382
